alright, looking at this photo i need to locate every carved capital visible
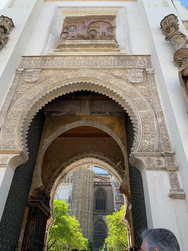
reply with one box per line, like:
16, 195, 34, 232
0, 15, 14, 50
160, 14, 188, 51
174, 48, 188, 68
174, 49, 188, 112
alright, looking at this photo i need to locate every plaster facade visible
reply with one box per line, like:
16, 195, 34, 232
0, 0, 188, 250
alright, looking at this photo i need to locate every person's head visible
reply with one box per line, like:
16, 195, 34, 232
141, 228, 180, 251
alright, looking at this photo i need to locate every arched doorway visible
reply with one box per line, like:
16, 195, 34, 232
93, 219, 108, 251
0, 80, 154, 250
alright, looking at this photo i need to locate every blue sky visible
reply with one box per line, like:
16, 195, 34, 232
94, 167, 109, 174
180, 0, 188, 7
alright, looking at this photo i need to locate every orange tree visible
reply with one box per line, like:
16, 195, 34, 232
105, 205, 128, 250
48, 200, 88, 250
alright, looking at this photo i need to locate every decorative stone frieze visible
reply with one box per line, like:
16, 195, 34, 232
160, 14, 188, 51
0, 15, 14, 50
19, 55, 152, 69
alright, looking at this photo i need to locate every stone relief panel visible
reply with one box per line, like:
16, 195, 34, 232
0, 15, 14, 50
55, 16, 119, 52
60, 16, 116, 41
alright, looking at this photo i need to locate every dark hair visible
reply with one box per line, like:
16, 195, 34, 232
142, 228, 180, 251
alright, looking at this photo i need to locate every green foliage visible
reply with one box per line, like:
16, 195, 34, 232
48, 200, 87, 251
105, 205, 128, 250
86, 239, 93, 251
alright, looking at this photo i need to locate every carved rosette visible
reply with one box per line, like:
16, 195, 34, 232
0, 15, 14, 50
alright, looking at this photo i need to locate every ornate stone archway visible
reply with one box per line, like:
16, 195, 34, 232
31, 120, 127, 194
0, 55, 183, 199
1, 68, 159, 153
0, 55, 186, 251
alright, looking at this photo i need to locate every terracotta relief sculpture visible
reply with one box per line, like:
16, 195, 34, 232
0, 15, 14, 50
60, 16, 116, 41
55, 16, 119, 52
161, 14, 188, 112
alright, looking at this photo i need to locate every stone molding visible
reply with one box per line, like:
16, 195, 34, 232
130, 152, 185, 199
19, 55, 152, 69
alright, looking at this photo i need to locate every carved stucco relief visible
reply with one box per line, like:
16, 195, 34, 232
0, 55, 183, 198
1, 67, 159, 154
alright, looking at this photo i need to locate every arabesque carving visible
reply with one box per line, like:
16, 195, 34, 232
0, 15, 14, 50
